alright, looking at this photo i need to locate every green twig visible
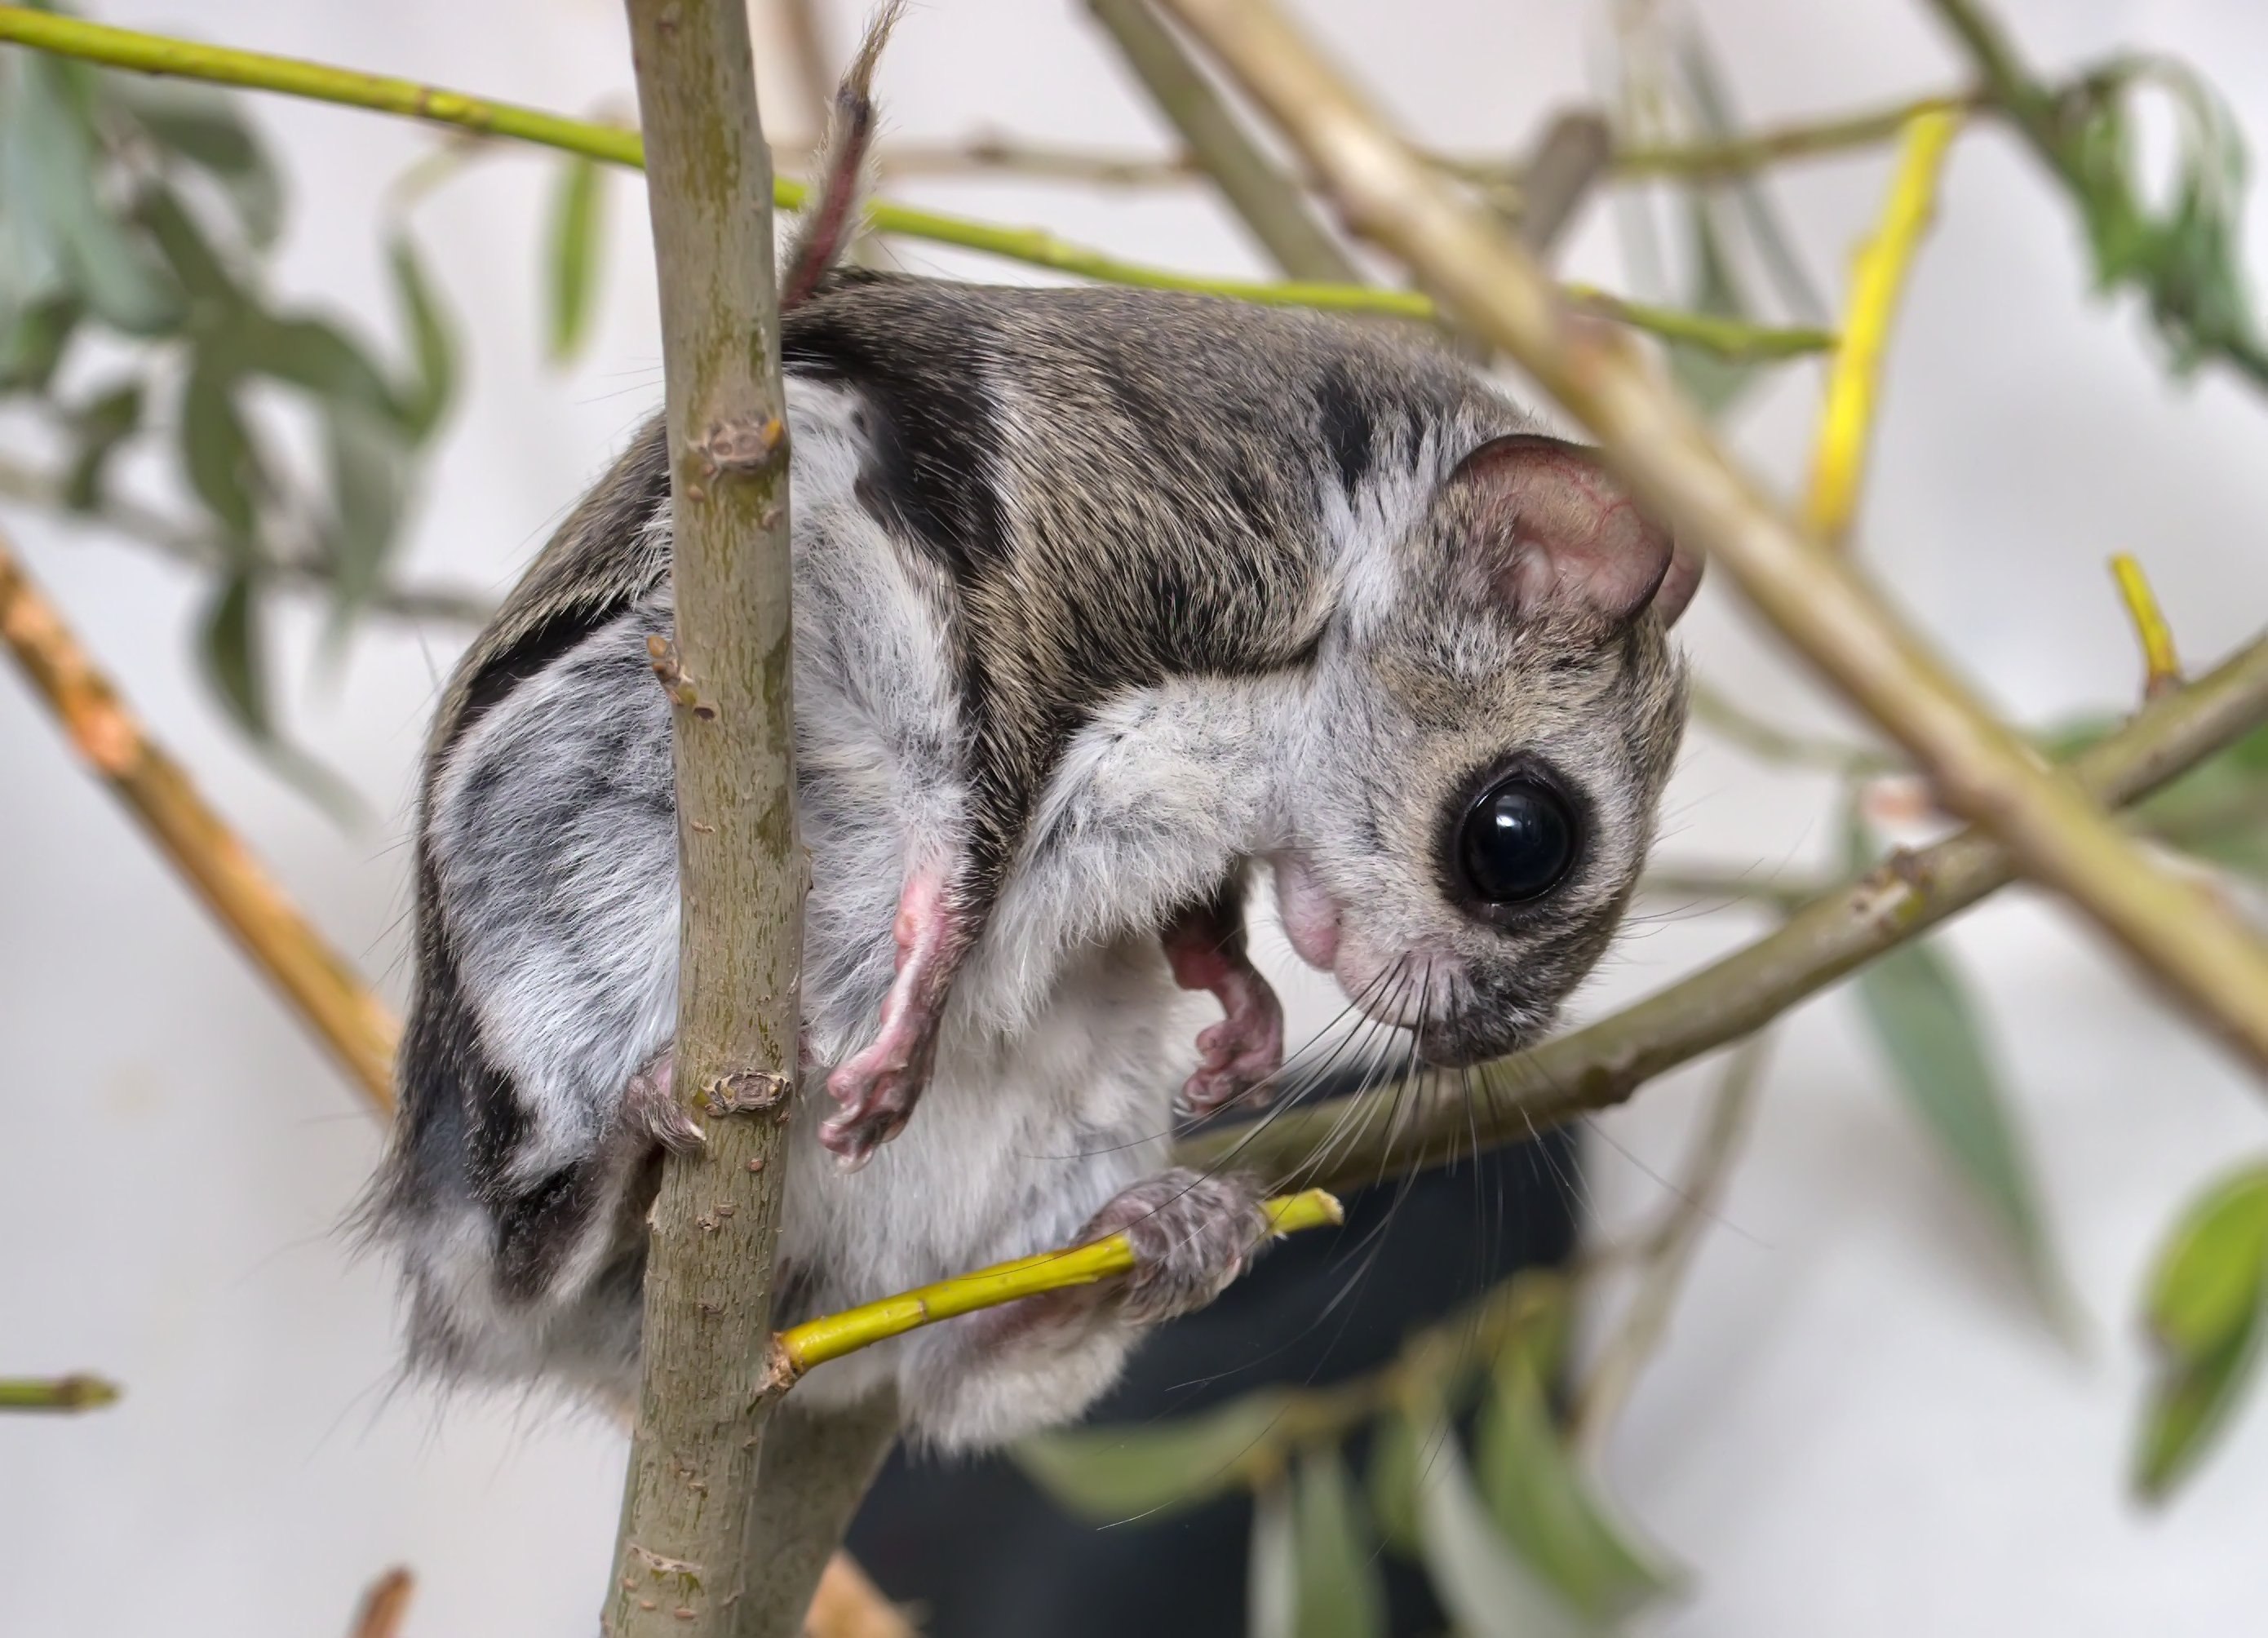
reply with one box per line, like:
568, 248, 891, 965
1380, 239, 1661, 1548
0, 7, 1831, 364
0, 1375, 120, 1411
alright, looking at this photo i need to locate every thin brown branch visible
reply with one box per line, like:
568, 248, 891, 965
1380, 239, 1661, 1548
1085, 0, 1358, 283
1181, 629, 2268, 1193
348, 1568, 414, 1638
605, 0, 810, 1634
1610, 90, 1985, 182
1511, 110, 1612, 254
1162, 0, 2268, 1079
1570, 1032, 1772, 1460
0, 527, 399, 1110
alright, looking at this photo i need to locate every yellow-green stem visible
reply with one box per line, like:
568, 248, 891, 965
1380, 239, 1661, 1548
0, 7, 1830, 363
774, 1190, 1343, 1381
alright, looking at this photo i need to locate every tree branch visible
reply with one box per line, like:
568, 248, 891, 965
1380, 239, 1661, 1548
1160, 0, 2268, 1081
0, 527, 399, 1110
1181, 627, 2268, 1193
0, 7, 1830, 363
348, 1568, 415, 1638
1085, 0, 1358, 283
604, 2, 805, 1634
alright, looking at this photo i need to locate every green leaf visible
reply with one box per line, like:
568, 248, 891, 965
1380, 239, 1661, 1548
1408, 1414, 1592, 1638
2133, 1162, 2268, 1503
2136, 723, 2268, 882
1854, 936, 2071, 1325
0, 295, 79, 392
2146, 1165, 2268, 1359
11, 54, 178, 334
178, 356, 259, 543
1364, 1410, 1424, 1557
235, 312, 397, 418
320, 397, 410, 626
136, 183, 242, 311
1289, 1445, 1386, 1638
113, 81, 285, 248
1664, 195, 1761, 418
1015, 1390, 1288, 1521
62, 379, 144, 512
545, 154, 606, 365
198, 571, 269, 738
2135, 1317, 2263, 1503
1474, 1357, 1679, 1624
1248, 1477, 1296, 1638
387, 231, 456, 438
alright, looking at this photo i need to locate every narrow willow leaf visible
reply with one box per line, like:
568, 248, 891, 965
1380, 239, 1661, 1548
2137, 723, 2268, 882
62, 379, 144, 511
2136, 1312, 2264, 1503
16, 55, 176, 333
545, 154, 606, 364
1665, 195, 1761, 418
136, 184, 241, 308
0, 295, 79, 392
2133, 1162, 2268, 1501
387, 231, 456, 438
1475, 1357, 1679, 1624
115, 82, 285, 248
321, 399, 410, 626
2147, 1166, 2268, 1361
1291, 1445, 1386, 1638
237, 312, 397, 418
1854, 937, 2071, 1324
1015, 1391, 1288, 1521
198, 572, 268, 738
1409, 1414, 1592, 1638
1364, 1409, 1423, 1556
179, 356, 258, 543
1249, 1477, 1297, 1638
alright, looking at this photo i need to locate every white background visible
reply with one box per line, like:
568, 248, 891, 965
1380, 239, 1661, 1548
5, 1, 2268, 1633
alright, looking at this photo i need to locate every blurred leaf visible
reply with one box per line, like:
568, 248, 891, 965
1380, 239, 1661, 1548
2135, 723, 2268, 880
61, 379, 143, 511
387, 231, 455, 438
1290, 1445, 1386, 1638
1248, 1478, 1296, 1638
2134, 1162, 2268, 1502
1854, 936, 2071, 1326
545, 154, 606, 365
320, 397, 410, 625
114, 81, 284, 248
1364, 1409, 1424, 1557
1475, 1357, 1678, 1624
1671, 20, 1827, 323
0, 295, 79, 392
2135, 1319, 2263, 1504
1664, 196, 1760, 418
236, 312, 397, 418
137, 183, 241, 311
1409, 1414, 1592, 1638
198, 571, 268, 737
2147, 1165, 2268, 1356
1016, 1391, 1288, 1521
13, 54, 178, 334
178, 355, 259, 544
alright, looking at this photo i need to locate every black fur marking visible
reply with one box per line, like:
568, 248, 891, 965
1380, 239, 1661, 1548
1315, 362, 1375, 494
783, 309, 1010, 582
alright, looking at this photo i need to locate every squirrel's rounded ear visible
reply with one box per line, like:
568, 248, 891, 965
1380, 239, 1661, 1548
1445, 434, 1699, 626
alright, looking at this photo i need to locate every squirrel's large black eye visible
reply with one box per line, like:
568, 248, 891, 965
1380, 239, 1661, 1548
1459, 778, 1577, 905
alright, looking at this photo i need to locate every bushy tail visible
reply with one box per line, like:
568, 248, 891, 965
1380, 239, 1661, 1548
779, 0, 905, 310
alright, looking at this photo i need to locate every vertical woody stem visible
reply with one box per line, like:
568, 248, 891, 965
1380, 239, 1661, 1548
605, 2, 806, 1635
